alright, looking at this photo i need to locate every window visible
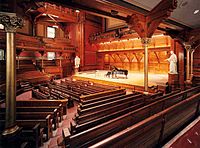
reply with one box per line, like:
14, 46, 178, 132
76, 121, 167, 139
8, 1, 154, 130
0, 49, 4, 60
47, 52, 55, 60
47, 27, 56, 38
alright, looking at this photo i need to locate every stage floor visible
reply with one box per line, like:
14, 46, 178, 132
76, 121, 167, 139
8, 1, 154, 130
74, 70, 168, 88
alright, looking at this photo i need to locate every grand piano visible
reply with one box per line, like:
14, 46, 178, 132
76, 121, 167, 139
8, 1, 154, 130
109, 66, 128, 79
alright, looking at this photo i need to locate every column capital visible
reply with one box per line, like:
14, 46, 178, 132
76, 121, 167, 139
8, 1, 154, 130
141, 37, 151, 45
183, 43, 192, 51
0, 13, 23, 33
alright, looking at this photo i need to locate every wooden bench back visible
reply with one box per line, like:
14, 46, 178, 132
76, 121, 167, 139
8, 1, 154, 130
90, 92, 200, 148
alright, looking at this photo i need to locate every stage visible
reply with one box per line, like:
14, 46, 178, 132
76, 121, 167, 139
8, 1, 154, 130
73, 70, 168, 91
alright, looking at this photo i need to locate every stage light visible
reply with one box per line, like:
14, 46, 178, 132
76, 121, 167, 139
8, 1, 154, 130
75, 9, 80, 13
194, 9, 199, 14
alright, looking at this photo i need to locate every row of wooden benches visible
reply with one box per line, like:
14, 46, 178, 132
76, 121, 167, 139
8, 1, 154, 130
63, 79, 118, 90
90, 91, 200, 148
0, 100, 67, 148
60, 85, 200, 147
32, 80, 118, 101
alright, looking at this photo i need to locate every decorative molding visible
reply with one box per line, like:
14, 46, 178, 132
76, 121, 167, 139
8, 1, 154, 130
183, 43, 191, 51
0, 13, 23, 33
127, 0, 177, 38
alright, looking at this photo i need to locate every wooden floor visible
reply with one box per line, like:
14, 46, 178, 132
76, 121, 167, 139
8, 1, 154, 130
73, 70, 168, 90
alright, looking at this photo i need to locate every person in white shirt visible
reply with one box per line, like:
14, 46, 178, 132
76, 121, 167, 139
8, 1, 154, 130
75, 55, 80, 73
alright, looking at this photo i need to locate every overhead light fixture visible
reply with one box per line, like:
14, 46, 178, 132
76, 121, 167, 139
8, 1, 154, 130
194, 9, 199, 14
75, 9, 80, 13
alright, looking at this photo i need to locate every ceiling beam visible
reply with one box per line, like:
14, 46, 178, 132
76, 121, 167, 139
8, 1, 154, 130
39, 0, 127, 21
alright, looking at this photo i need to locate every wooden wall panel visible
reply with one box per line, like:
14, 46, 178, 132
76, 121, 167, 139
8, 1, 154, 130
173, 39, 185, 89
17, 19, 32, 35
95, 35, 171, 74
98, 50, 169, 74
37, 24, 45, 37
84, 20, 101, 67
193, 47, 200, 76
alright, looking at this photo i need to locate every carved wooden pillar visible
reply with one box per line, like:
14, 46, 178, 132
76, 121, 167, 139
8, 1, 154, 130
0, 13, 23, 136
190, 49, 195, 79
141, 38, 151, 92
184, 44, 191, 81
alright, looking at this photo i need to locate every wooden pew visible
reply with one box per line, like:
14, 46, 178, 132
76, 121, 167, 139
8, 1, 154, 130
79, 88, 125, 102
61, 80, 117, 96
0, 109, 59, 130
61, 81, 101, 95
80, 91, 127, 106
19, 123, 44, 148
79, 90, 126, 107
79, 92, 136, 110
73, 92, 163, 133
65, 86, 200, 147
32, 89, 50, 99
16, 100, 68, 115
0, 114, 52, 141
73, 102, 144, 134
78, 94, 143, 116
75, 91, 170, 125
0, 104, 63, 122
89, 92, 200, 148
48, 83, 81, 100
64, 79, 117, 90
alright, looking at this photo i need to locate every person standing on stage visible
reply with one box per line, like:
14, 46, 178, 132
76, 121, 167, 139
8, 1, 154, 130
75, 55, 80, 73
166, 50, 178, 74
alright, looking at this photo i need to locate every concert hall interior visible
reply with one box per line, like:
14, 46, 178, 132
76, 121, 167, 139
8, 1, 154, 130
0, 0, 200, 147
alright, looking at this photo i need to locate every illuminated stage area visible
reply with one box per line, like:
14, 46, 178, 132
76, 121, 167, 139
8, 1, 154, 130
73, 70, 168, 90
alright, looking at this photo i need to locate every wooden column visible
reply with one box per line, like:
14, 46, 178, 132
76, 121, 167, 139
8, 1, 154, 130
184, 44, 191, 81
0, 13, 23, 136
141, 38, 151, 92
190, 49, 195, 79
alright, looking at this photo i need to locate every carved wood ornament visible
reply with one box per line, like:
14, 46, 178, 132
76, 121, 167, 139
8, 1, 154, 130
127, 0, 177, 38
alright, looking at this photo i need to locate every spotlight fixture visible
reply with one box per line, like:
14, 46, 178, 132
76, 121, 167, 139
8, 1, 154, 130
194, 9, 199, 14
75, 9, 80, 13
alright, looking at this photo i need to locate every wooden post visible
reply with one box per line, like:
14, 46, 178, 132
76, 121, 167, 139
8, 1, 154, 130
190, 49, 195, 79
0, 13, 23, 136
184, 44, 191, 81
141, 38, 151, 92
